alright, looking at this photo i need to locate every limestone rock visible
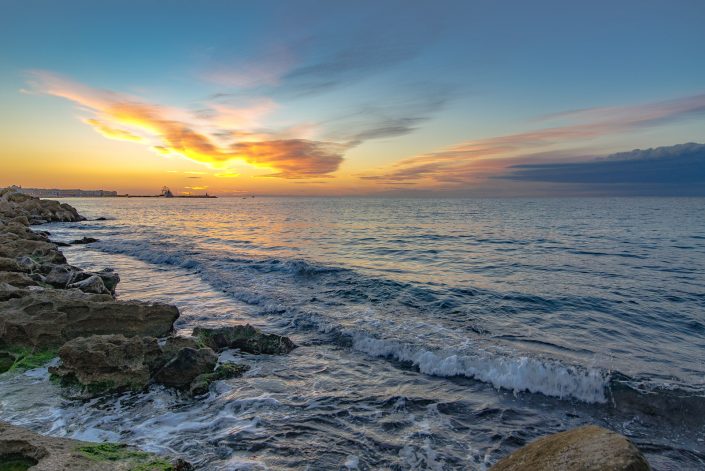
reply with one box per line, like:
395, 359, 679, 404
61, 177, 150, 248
0, 287, 179, 349
67, 274, 110, 295
193, 324, 297, 354
0, 271, 38, 288
0, 256, 28, 273
489, 425, 651, 471
0, 421, 191, 470
50, 335, 161, 393
96, 268, 120, 294
153, 347, 218, 389
190, 362, 250, 396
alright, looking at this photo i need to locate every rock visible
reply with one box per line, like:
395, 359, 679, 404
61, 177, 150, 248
0, 256, 28, 273
50, 335, 161, 394
489, 425, 651, 471
0, 351, 15, 373
193, 324, 297, 354
0, 421, 191, 470
0, 237, 66, 265
160, 336, 201, 359
44, 264, 82, 288
0, 188, 85, 224
95, 217, 108, 221
16, 255, 39, 271
0, 288, 179, 349
190, 362, 250, 396
96, 268, 120, 294
153, 347, 218, 389
67, 274, 110, 295
0, 271, 38, 288
70, 236, 99, 244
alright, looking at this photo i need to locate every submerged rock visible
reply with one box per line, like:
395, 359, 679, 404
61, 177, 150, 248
190, 362, 250, 396
153, 347, 218, 389
70, 236, 99, 245
489, 425, 651, 471
193, 324, 297, 354
0, 421, 191, 470
0, 288, 179, 349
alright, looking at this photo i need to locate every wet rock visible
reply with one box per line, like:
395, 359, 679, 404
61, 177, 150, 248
95, 217, 108, 221
67, 274, 110, 295
0, 351, 14, 373
44, 264, 83, 288
190, 362, 250, 396
0, 421, 190, 470
193, 324, 297, 354
153, 347, 218, 389
70, 236, 99, 245
96, 268, 120, 294
0, 287, 179, 349
50, 335, 161, 394
489, 425, 651, 471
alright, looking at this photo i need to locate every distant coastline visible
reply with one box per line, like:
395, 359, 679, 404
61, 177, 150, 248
9, 185, 216, 198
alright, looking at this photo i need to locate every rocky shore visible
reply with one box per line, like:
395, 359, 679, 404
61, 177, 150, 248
0, 187, 651, 470
0, 187, 296, 469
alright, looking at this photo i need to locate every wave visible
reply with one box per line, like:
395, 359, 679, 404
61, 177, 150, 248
78, 232, 701, 408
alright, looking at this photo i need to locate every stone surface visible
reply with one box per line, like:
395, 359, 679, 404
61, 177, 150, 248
50, 335, 161, 393
0, 421, 190, 470
0, 288, 179, 349
193, 324, 297, 354
96, 268, 120, 295
190, 362, 250, 396
153, 347, 218, 389
489, 425, 651, 471
67, 274, 110, 295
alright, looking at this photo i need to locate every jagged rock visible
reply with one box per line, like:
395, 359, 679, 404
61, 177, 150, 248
0, 188, 85, 224
16, 255, 40, 271
153, 347, 218, 389
96, 268, 120, 294
0, 256, 28, 273
190, 363, 250, 396
0, 421, 191, 470
68, 274, 110, 295
160, 335, 201, 359
194, 324, 297, 354
50, 335, 161, 393
0, 271, 38, 288
0, 237, 66, 265
44, 264, 83, 288
0, 288, 179, 349
489, 425, 651, 471
70, 236, 99, 245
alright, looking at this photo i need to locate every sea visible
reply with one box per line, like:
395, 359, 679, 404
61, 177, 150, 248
0, 197, 703, 470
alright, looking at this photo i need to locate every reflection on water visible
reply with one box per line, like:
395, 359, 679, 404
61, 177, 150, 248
0, 197, 704, 469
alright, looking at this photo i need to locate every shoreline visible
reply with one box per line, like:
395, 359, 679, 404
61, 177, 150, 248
0, 187, 652, 470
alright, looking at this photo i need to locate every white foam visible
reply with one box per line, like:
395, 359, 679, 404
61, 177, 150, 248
351, 334, 608, 403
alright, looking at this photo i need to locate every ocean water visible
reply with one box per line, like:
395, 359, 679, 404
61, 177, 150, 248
1, 197, 704, 470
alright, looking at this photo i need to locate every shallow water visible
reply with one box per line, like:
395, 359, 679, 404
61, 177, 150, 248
1, 197, 704, 469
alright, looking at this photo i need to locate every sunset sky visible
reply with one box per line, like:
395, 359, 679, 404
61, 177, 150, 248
1, 0, 704, 196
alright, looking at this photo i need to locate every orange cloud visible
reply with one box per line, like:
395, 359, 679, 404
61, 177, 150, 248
28, 71, 344, 179
361, 93, 705, 185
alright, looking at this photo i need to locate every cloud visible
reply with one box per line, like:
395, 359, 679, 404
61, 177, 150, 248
503, 142, 705, 190
27, 71, 344, 178
360, 93, 705, 185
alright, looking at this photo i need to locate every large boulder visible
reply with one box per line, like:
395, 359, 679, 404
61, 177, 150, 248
0, 421, 191, 470
153, 347, 218, 389
49, 335, 161, 393
489, 425, 651, 471
0, 288, 179, 349
193, 324, 297, 354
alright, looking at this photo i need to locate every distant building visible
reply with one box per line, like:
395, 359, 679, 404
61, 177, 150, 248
13, 186, 118, 197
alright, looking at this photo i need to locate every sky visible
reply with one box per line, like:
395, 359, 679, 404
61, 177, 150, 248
1, 0, 704, 196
